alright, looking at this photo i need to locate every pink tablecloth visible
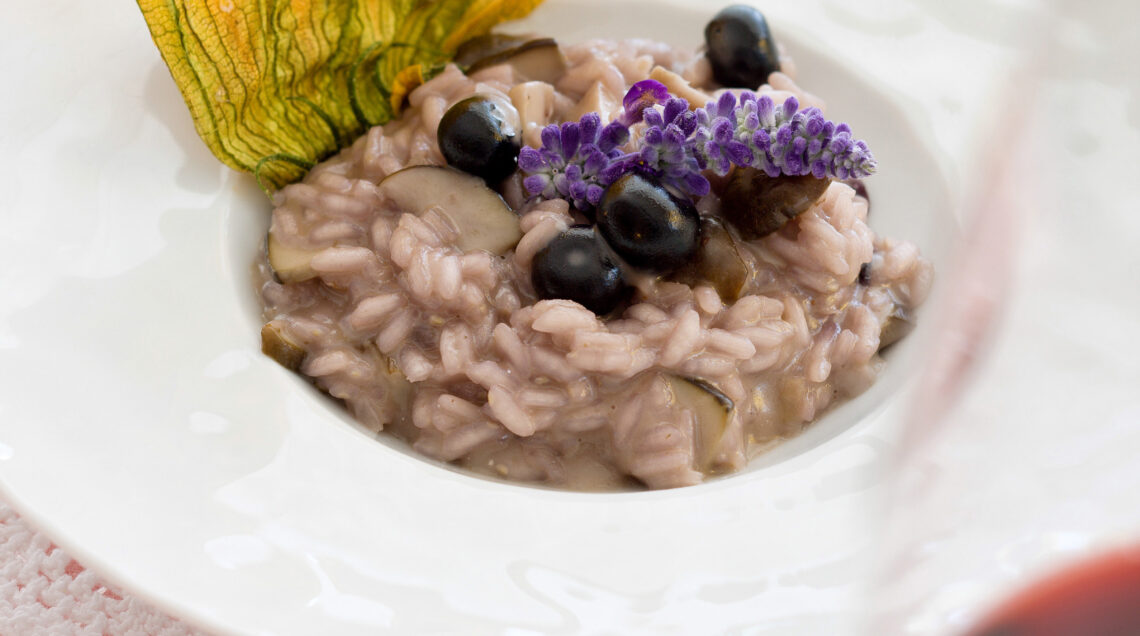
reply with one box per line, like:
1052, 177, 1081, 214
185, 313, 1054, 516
0, 500, 206, 636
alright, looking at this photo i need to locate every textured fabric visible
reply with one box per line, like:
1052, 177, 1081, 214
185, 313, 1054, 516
0, 500, 207, 636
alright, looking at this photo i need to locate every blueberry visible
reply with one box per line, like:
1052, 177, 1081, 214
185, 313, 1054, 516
437, 96, 520, 184
596, 173, 700, 273
531, 226, 629, 315
704, 5, 780, 89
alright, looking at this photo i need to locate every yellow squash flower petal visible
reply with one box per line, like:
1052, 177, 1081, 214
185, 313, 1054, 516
137, 0, 544, 193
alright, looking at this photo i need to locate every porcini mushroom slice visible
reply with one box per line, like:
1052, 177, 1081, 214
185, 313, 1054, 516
455, 33, 533, 68
467, 38, 567, 84
671, 216, 750, 301
567, 80, 619, 124
878, 306, 915, 351
720, 168, 831, 240
666, 375, 735, 474
267, 231, 321, 284
261, 321, 306, 371
378, 166, 522, 254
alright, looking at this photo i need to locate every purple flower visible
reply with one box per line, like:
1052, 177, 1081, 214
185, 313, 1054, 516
518, 81, 876, 212
618, 79, 669, 127
698, 91, 876, 180
607, 96, 710, 197
519, 112, 630, 210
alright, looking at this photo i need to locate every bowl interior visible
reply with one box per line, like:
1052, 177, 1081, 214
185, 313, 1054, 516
227, 0, 957, 489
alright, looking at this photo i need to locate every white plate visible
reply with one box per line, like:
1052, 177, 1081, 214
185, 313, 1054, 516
0, 1, 962, 633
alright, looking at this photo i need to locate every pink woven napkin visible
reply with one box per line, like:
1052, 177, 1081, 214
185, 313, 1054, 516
0, 500, 208, 636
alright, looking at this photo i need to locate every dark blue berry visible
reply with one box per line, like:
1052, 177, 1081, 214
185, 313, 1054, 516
596, 173, 700, 273
704, 5, 781, 89
531, 226, 629, 315
437, 96, 520, 184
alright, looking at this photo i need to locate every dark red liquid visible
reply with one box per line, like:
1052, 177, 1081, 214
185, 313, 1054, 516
965, 546, 1140, 636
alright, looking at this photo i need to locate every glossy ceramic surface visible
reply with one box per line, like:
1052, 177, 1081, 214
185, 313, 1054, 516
0, 1, 978, 633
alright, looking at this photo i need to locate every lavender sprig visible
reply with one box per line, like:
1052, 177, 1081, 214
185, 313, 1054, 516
706, 90, 877, 180
517, 112, 629, 210
520, 79, 876, 210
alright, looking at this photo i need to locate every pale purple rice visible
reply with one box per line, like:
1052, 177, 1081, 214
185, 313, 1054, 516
258, 39, 934, 490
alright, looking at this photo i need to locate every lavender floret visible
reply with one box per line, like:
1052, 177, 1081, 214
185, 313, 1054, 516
519, 81, 876, 211
519, 112, 629, 210
619, 79, 670, 127
612, 96, 711, 197
697, 92, 877, 181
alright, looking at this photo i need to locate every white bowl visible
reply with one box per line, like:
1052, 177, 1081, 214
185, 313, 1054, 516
0, 1, 957, 633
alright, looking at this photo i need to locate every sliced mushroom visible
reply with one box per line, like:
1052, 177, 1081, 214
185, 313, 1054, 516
567, 80, 619, 124
720, 168, 831, 240
879, 306, 915, 351
666, 375, 734, 474
671, 216, 750, 301
267, 231, 320, 283
378, 165, 522, 254
466, 38, 567, 84
455, 33, 533, 68
261, 321, 306, 371
508, 81, 556, 147
379, 355, 413, 415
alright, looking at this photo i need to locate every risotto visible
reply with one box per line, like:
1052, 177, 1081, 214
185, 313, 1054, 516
257, 21, 932, 490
